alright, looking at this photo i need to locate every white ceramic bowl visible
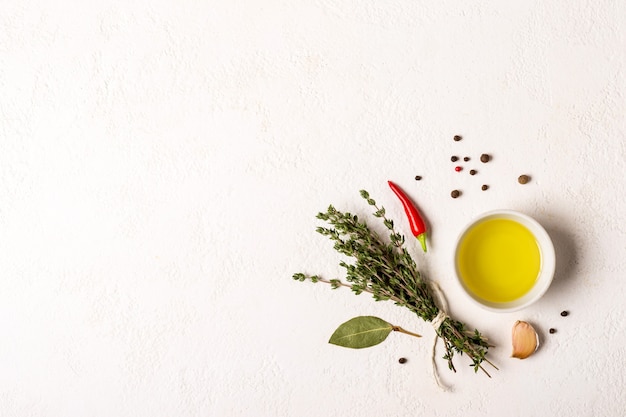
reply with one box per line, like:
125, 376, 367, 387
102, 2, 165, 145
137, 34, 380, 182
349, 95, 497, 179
453, 210, 556, 313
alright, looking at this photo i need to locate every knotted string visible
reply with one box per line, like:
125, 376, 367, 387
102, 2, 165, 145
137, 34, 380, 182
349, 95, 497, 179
430, 309, 448, 332
429, 281, 449, 391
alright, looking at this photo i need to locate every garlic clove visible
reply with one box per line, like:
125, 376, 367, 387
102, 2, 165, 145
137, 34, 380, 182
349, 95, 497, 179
511, 320, 539, 359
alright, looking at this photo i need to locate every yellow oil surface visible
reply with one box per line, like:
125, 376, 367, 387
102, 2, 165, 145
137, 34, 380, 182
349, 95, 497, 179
457, 218, 541, 303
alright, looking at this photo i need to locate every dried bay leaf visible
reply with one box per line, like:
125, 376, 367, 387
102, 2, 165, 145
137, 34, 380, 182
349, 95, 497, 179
328, 316, 393, 349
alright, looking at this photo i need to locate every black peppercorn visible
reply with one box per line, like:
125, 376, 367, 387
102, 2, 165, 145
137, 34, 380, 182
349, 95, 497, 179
451, 156, 459, 162
560, 310, 569, 317
518, 175, 531, 184
464, 157, 470, 162
480, 154, 490, 163
453, 135, 462, 141
481, 184, 489, 191
451, 190, 460, 198
549, 328, 556, 334
470, 169, 477, 175
415, 175, 422, 181
398, 357, 407, 364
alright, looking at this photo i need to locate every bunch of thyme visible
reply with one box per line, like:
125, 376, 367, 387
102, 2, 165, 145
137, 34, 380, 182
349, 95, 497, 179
293, 190, 496, 377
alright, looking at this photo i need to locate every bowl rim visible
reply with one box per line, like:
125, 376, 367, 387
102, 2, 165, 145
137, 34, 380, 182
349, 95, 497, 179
453, 209, 556, 313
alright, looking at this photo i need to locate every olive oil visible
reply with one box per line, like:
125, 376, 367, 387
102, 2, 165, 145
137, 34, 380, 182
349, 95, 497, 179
457, 218, 541, 303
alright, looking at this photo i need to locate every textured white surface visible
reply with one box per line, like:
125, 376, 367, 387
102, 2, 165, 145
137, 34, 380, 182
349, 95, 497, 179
1, 1, 625, 416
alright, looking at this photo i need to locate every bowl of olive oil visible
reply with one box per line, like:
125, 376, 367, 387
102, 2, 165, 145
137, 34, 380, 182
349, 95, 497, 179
454, 210, 555, 312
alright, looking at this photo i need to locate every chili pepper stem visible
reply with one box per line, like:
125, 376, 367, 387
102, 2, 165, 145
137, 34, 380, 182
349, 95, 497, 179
417, 233, 427, 253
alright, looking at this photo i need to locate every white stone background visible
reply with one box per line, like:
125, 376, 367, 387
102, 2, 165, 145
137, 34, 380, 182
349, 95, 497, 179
1, 0, 625, 416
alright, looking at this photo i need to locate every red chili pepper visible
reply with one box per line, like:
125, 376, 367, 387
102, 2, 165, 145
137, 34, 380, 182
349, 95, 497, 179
387, 180, 428, 252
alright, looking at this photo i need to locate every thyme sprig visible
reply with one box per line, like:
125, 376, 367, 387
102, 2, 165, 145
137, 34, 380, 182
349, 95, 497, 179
293, 190, 497, 377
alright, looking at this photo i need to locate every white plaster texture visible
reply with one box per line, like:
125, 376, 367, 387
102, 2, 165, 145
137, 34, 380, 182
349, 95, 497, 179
1, 1, 625, 416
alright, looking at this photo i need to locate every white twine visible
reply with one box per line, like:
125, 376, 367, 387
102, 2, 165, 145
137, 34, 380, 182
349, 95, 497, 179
429, 281, 450, 391
430, 310, 448, 332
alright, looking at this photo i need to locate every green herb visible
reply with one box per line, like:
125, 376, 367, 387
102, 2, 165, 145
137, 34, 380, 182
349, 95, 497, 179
293, 190, 497, 377
328, 316, 421, 349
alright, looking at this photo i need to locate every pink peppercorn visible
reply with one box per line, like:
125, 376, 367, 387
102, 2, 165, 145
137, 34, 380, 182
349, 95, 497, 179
455, 166, 462, 172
